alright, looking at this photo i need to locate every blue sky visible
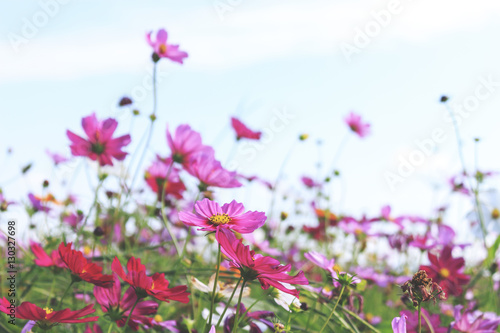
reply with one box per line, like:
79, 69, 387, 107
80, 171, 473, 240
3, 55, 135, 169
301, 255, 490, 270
2, 0, 500, 244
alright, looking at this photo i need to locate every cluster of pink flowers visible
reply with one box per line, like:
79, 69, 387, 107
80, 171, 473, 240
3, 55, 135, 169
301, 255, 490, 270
3, 25, 499, 333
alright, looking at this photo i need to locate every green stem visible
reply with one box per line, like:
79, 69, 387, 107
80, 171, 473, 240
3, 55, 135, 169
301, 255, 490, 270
128, 62, 158, 194
216, 277, 242, 328
417, 303, 422, 333
208, 243, 222, 328
107, 321, 115, 333
58, 280, 74, 308
286, 310, 293, 330
319, 285, 346, 333
421, 309, 435, 333
122, 297, 141, 333
76, 176, 104, 246
340, 306, 381, 333
232, 280, 247, 333
159, 161, 182, 257
181, 191, 202, 257
306, 277, 331, 331
444, 103, 487, 248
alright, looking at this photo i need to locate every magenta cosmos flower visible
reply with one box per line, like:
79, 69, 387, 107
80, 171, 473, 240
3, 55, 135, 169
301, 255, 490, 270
230, 117, 262, 140
345, 111, 371, 138
85, 324, 103, 333
112, 256, 190, 303
67, 113, 131, 166
145, 158, 186, 201
167, 124, 212, 164
94, 274, 158, 331
419, 245, 470, 297
185, 152, 242, 189
0, 298, 98, 330
179, 198, 266, 233
452, 305, 500, 333
146, 28, 188, 64
216, 229, 308, 297
30, 241, 65, 268
400, 309, 447, 333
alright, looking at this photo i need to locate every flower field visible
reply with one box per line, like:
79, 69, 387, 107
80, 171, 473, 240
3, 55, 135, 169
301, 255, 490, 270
1, 27, 499, 333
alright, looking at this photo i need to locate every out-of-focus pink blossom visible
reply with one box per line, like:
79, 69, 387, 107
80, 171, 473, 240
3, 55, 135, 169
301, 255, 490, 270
345, 111, 371, 138
452, 305, 500, 333
185, 153, 241, 189
46, 149, 69, 165
230, 117, 261, 140
146, 28, 188, 64
67, 113, 131, 166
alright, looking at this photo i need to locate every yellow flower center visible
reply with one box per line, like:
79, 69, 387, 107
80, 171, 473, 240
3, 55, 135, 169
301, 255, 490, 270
492, 208, 500, 219
159, 44, 167, 55
332, 264, 342, 275
43, 307, 54, 316
81, 269, 87, 274
154, 314, 163, 322
366, 313, 374, 321
439, 268, 450, 278
209, 213, 231, 225
151, 282, 155, 290
83, 246, 92, 256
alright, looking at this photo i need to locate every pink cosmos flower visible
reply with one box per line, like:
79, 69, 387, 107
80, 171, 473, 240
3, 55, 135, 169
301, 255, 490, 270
305, 251, 360, 287
400, 309, 447, 333
30, 241, 65, 268
408, 234, 436, 250
62, 211, 84, 228
145, 158, 186, 200
353, 267, 393, 288
143, 317, 179, 332
338, 218, 373, 238
111, 256, 190, 303
452, 305, 500, 333
420, 245, 470, 297
304, 251, 336, 274
46, 149, 69, 165
185, 153, 242, 189
345, 111, 371, 138
301, 176, 321, 189
146, 28, 188, 64
392, 314, 407, 333
167, 124, 212, 164
178, 198, 266, 233
380, 205, 405, 228
94, 274, 158, 331
84, 324, 103, 333
67, 113, 131, 166
449, 175, 470, 196
230, 117, 262, 140
224, 303, 274, 333
216, 229, 308, 297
